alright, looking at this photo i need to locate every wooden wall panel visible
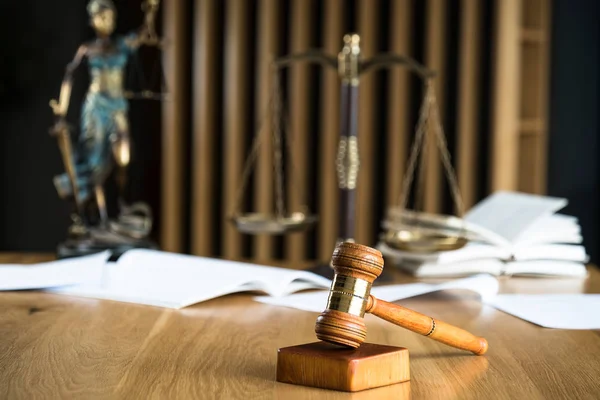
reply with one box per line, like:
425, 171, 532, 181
161, 0, 187, 252
356, 0, 379, 246
253, 0, 280, 262
191, 0, 218, 256
167, 0, 552, 264
491, 0, 521, 191
536, 0, 551, 194
287, 0, 313, 263
423, 0, 447, 214
456, 0, 481, 211
317, 0, 343, 262
385, 0, 412, 209
222, 0, 249, 259
518, 0, 551, 194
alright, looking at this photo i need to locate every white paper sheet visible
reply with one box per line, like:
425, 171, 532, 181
255, 272, 600, 331
0, 251, 111, 291
485, 294, 600, 329
48, 249, 331, 309
255, 274, 500, 312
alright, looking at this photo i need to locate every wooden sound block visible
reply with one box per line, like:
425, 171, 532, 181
276, 342, 410, 392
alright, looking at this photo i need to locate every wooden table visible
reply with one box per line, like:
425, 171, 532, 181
1, 254, 599, 399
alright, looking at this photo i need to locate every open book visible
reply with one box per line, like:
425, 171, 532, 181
47, 249, 331, 309
379, 191, 588, 278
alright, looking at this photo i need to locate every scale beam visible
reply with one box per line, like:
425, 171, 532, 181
232, 32, 463, 255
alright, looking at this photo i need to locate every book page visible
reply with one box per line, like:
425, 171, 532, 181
513, 214, 581, 246
504, 260, 588, 278
47, 249, 331, 309
378, 242, 510, 264
464, 191, 567, 244
407, 259, 505, 278
513, 245, 588, 263
0, 251, 110, 291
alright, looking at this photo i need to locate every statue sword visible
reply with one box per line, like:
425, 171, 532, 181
49, 120, 84, 219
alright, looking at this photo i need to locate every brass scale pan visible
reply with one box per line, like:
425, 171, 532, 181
232, 212, 318, 235
382, 209, 472, 252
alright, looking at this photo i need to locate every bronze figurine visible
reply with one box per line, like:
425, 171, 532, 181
49, 0, 163, 258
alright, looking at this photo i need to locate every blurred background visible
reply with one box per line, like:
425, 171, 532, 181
0, 0, 598, 265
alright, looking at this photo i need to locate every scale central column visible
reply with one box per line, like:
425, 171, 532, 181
336, 34, 361, 244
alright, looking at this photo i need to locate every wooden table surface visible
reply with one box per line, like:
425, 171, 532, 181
1, 254, 599, 399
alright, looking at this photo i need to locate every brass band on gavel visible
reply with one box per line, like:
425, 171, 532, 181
326, 275, 372, 317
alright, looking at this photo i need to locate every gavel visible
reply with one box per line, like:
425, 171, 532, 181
315, 242, 488, 355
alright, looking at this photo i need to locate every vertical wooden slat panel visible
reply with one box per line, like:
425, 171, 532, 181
356, 0, 378, 246
191, 0, 217, 256
536, 0, 551, 194
287, 0, 312, 263
317, 0, 343, 262
517, 0, 550, 195
386, 0, 412, 208
161, 0, 187, 252
222, 0, 249, 259
423, 0, 447, 213
491, 0, 521, 191
253, 0, 279, 262
456, 0, 481, 210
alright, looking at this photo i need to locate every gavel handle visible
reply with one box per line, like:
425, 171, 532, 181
366, 295, 488, 355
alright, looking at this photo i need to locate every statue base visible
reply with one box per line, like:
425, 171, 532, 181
57, 227, 158, 260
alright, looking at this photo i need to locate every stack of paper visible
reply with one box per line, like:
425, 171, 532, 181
378, 191, 588, 278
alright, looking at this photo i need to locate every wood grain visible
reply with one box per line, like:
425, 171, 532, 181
456, 0, 481, 210
1, 254, 599, 398
277, 342, 410, 392
423, 0, 447, 213
222, 0, 249, 259
385, 0, 412, 209
192, 0, 218, 256
253, 0, 280, 262
367, 296, 488, 355
287, 0, 313, 263
518, 0, 551, 195
317, 0, 343, 263
490, 0, 521, 191
355, 0, 379, 246
161, 0, 188, 252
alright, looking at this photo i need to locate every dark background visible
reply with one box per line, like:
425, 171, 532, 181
547, 0, 599, 263
0, 0, 162, 251
0, 0, 598, 262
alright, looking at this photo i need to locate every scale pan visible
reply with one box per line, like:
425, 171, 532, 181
232, 212, 318, 235
382, 209, 468, 252
386, 208, 465, 233
383, 229, 468, 252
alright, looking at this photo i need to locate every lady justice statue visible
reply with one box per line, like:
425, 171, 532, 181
49, 0, 162, 258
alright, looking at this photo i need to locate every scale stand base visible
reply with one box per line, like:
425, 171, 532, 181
276, 342, 410, 392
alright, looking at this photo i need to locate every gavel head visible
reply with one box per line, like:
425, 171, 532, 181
315, 242, 384, 348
